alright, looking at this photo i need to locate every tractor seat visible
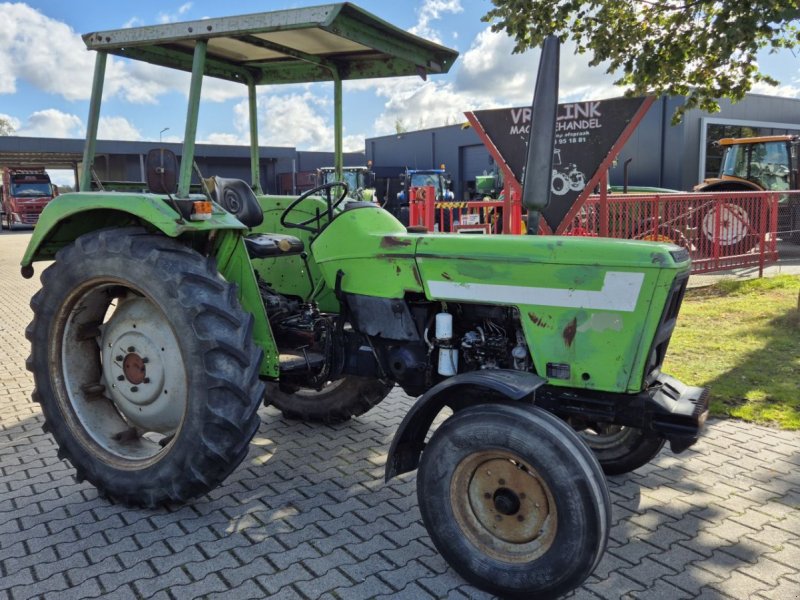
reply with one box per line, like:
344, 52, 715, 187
244, 233, 305, 259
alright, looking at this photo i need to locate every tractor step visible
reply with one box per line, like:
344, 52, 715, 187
278, 350, 325, 373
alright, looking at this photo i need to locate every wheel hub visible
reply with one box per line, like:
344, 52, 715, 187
122, 353, 146, 385
466, 457, 551, 544
100, 298, 185, 433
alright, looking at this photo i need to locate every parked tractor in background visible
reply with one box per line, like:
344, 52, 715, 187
385, 166, 454, 225
19, 7, 707, 598
316, 164, 378, 203
695, 135, 800, 244
1, 167, 58, 230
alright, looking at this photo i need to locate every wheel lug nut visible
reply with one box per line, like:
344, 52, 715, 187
142, 357, 149, 364
117, 375, 124, 381
517, 515, 524, 522
143, 378, 150, 384
495, 515, 502, 521
127, 346, 135, 352
484, 492, 491, 499
519, 493, 526, 499
130, 386, 138, 392
115, 355, 123, 361
498, 478, 505, 485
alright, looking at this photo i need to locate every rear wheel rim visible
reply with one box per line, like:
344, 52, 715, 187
56, 280, 188, 463
450, 450, 558, 563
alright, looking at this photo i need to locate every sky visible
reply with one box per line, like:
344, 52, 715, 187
0, 0, 798, 186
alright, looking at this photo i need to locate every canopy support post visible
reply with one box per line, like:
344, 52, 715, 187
333, 70, 343, 182
248, 80, 263, 194
80, 51, 107, 192
178, 40, 207, 198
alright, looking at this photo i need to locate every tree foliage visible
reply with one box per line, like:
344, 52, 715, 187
0, 116, 14, 136
483, 1, 800, 121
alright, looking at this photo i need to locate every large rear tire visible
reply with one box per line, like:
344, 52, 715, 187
268, 376, 393, 423
26, 228, 264, 507
417, 403, 610, 599
578, 424, 665, 475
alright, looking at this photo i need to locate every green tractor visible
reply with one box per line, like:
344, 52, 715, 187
21, 6, 707, 598
316, 165, 378, 203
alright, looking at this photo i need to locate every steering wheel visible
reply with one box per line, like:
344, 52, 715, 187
280, 181, 349, 233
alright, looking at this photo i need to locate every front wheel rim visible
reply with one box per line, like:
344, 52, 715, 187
450, 450, 558, 563
56, 280, 188, 463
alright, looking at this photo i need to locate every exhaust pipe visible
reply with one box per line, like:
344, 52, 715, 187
522, 35, 560, 235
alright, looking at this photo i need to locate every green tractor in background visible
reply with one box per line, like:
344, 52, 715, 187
21, 6, 707, 598
316, 164, 378, 203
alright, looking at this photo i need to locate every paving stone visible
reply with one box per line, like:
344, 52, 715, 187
709, 570, 772, 598
1, 233, 799, 600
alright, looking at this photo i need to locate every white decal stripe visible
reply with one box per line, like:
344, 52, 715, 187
427, 271, 645, 312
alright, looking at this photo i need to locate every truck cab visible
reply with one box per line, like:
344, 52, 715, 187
1, 168, 57, 230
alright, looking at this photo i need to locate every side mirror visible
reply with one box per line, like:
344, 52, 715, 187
146, 148, 179, 194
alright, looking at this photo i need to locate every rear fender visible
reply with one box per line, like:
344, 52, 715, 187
385, 370, 546, 481
20, 192, 246, 272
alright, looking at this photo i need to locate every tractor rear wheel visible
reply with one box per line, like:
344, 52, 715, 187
268, 376, 393, 423
578, 424, 665, 475
417, 404, 610, 599
26, 228, 264, 507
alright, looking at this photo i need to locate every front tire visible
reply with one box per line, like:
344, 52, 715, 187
417, 404, 610, 599
578, 424, 665, 475
26, 228, 265, 507
268, 376, 393, 423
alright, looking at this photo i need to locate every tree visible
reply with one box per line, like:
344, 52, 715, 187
483, 1, 800, 121
0, 116, 14, 136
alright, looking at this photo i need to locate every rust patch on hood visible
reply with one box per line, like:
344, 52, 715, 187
380, 235, 412, 248
563, 317, 577, 347
528, 312, 551, 329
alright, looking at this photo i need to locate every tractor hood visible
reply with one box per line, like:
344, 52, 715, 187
312, 205, 690, 394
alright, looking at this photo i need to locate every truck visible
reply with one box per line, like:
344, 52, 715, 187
316, 165, 378, 202
20, 6, 706, 598
1, 167, 57, 230
695, 135, 800, 244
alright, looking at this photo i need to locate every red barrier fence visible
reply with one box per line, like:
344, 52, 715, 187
561, 191, 785, 274
410, 185, 792, 275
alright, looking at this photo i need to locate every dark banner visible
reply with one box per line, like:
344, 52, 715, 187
471, 97, 648, 228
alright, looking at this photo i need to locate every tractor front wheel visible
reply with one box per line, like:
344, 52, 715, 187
417, 404, 610, 599
267, 376, 393, 423
26, 228, 264, 507
578, 424, 665, 475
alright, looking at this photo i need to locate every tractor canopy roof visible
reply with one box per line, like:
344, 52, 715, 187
82, 3, 458, 85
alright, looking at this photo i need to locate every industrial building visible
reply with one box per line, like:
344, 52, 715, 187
365, 93, 800, 200
1, 93, 797, 201
0, 136, 364, 194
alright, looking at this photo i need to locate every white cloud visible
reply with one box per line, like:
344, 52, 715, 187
750, 80, 800, 98
206, 90, 364, 152
98, 116, 142, 140
0, 112, 21, 131
122, 16, 144, 28
14, 109, 83, 137
158, 2, 193, 24
202, 132, 244, 145
409, 0, 463, 44
0, 3, 242, 105
0, 3, 96, 100
457, 27, 625, 106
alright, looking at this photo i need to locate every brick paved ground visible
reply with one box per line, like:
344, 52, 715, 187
1, 232, 798, 599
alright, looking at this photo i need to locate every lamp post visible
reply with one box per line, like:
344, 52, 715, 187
159, 127, 169, 143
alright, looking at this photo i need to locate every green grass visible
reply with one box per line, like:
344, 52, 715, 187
663, 275, 800, 430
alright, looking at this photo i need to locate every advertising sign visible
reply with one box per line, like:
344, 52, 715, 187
471, 97, 648, 229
